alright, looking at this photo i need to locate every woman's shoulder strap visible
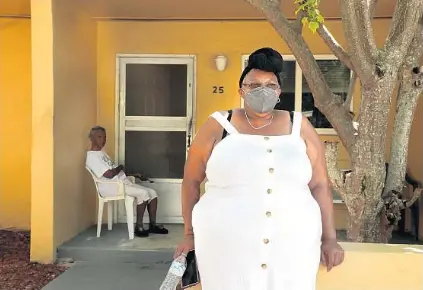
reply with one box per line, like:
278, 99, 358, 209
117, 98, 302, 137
291, 111, 302, 136
210, 110, 238, 136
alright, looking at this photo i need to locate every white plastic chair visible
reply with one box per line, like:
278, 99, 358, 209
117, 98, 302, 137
86, 166, 135, 240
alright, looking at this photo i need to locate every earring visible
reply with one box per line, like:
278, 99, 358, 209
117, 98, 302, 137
277, 98, 280, 103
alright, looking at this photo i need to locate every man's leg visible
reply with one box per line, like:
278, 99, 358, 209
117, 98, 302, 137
142, 187, 168, 234
136, 202, 148, 229
125, 184, 151, 237
147, 197, 158, 226
134, 201, 149, 237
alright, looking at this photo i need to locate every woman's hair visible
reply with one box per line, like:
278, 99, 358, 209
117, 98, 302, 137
239, 47, 284, 88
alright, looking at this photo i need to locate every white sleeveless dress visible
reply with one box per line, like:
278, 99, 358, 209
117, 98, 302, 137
192, 111, 322, 290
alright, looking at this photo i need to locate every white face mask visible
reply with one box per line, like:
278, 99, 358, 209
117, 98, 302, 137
243, 87, 280, 113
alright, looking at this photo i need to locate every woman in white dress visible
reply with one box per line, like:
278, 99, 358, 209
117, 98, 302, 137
175, 47, 344, 290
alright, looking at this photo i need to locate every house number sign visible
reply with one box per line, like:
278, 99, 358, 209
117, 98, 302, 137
212, 86, 224, 94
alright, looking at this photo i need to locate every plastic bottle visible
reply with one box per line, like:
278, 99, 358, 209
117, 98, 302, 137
159, 254, 187, 290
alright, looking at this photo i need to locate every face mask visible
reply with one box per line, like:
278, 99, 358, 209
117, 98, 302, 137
243, 86, 280, 113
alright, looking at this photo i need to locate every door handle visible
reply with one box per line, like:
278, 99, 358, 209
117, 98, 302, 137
187, 117, 193, 148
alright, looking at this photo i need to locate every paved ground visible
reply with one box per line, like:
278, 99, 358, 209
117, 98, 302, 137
43, 262, 168, 290
43, 224, 182, 290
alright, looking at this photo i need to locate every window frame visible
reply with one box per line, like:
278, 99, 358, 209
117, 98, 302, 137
241, 54, 354, 136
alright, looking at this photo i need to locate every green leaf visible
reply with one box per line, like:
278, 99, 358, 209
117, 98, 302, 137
308, 21, 319, 33
295, 0, 325, 31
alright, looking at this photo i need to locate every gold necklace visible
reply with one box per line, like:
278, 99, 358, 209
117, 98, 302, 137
244, 111, 274, 130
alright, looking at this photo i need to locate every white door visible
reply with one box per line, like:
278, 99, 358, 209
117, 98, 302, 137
116, 55, 195, 224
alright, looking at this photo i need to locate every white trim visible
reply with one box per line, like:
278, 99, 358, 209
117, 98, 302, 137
240, 54, 354, 136
294, 59, 302, 112
113, 56, 121, 223
116, 54, 196, 166
313, 54, 339, 60
114, 54, 196, 223
240, 55, 248, 108
116, 53, 196, 62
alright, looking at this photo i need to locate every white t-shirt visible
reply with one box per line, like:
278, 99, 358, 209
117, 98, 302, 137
86, 150, 129, 196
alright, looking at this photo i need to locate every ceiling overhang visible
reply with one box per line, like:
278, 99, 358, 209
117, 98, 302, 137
0, 0, 395, 20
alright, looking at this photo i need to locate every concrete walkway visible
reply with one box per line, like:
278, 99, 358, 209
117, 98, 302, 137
43, 262, 169, 290
42, 224, 183, 290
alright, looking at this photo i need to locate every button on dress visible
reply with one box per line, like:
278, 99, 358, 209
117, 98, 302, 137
192, 111, 322, 290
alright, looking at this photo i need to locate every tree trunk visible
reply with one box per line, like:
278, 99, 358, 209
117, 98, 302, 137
345, 186, 385, 242
347, 201, 382, 242
344, 79, 397, 242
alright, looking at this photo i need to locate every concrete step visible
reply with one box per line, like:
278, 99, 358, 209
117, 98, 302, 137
57, 224, 183, 264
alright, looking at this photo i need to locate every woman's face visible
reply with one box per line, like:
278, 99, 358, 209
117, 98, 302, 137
239, 69, 281, 98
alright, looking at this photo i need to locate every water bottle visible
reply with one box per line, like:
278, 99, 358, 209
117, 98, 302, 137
159, 254, 187, 290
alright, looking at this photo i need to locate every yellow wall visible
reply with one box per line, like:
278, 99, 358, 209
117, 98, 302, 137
30, 0, 98, 263
0, 18, 32, 229
51, 0, 98, 252
30, 0, 55, 262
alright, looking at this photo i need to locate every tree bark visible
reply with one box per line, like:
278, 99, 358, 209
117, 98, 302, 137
339, 0, 377, 85
379, 17, 423, 239
384, 18, 423, 197
384, 0, 423, 70
345, 78, 397, 242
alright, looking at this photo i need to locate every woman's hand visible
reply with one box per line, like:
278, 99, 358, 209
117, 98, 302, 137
174, 236, 195, 259
321, 239, 344, 271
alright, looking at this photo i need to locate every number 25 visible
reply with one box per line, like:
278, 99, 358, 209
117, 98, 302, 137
213, 86, 224, 94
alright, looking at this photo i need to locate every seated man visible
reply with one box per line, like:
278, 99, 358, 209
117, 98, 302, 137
86, 126, 168, 238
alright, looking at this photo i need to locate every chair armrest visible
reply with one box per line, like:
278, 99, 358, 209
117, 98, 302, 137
95, 179, 122, 184
94, 179, 125, 196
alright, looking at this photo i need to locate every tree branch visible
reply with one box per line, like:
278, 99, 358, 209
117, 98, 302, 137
384, 0, 423, 70
245, 0, 356, 152
405, 188, 422, 208
344, 71, 357, 111
325, 142, 347, 202
339, 0, 378, 85
384, 17, 423, 197
317, 25, 353, 71
292, 9, 305, 34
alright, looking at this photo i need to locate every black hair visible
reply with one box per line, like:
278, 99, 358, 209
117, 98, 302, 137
239, 47, 284, 88
88, 126, 106, 138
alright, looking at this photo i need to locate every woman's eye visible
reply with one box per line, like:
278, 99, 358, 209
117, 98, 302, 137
250, 83, 261, 89
266, 84, 279, 90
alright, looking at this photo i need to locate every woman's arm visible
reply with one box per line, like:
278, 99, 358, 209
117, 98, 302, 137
301, 116, 344, 271
301, 116, 336, 241
181, 118, 219, 238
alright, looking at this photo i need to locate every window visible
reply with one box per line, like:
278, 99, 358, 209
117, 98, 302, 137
241, 55, 353, 135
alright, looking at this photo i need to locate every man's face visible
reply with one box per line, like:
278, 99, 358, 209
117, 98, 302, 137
92, 131, 106, 148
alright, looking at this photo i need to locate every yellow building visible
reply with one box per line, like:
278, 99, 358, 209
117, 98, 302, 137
0, 0, 422, 264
